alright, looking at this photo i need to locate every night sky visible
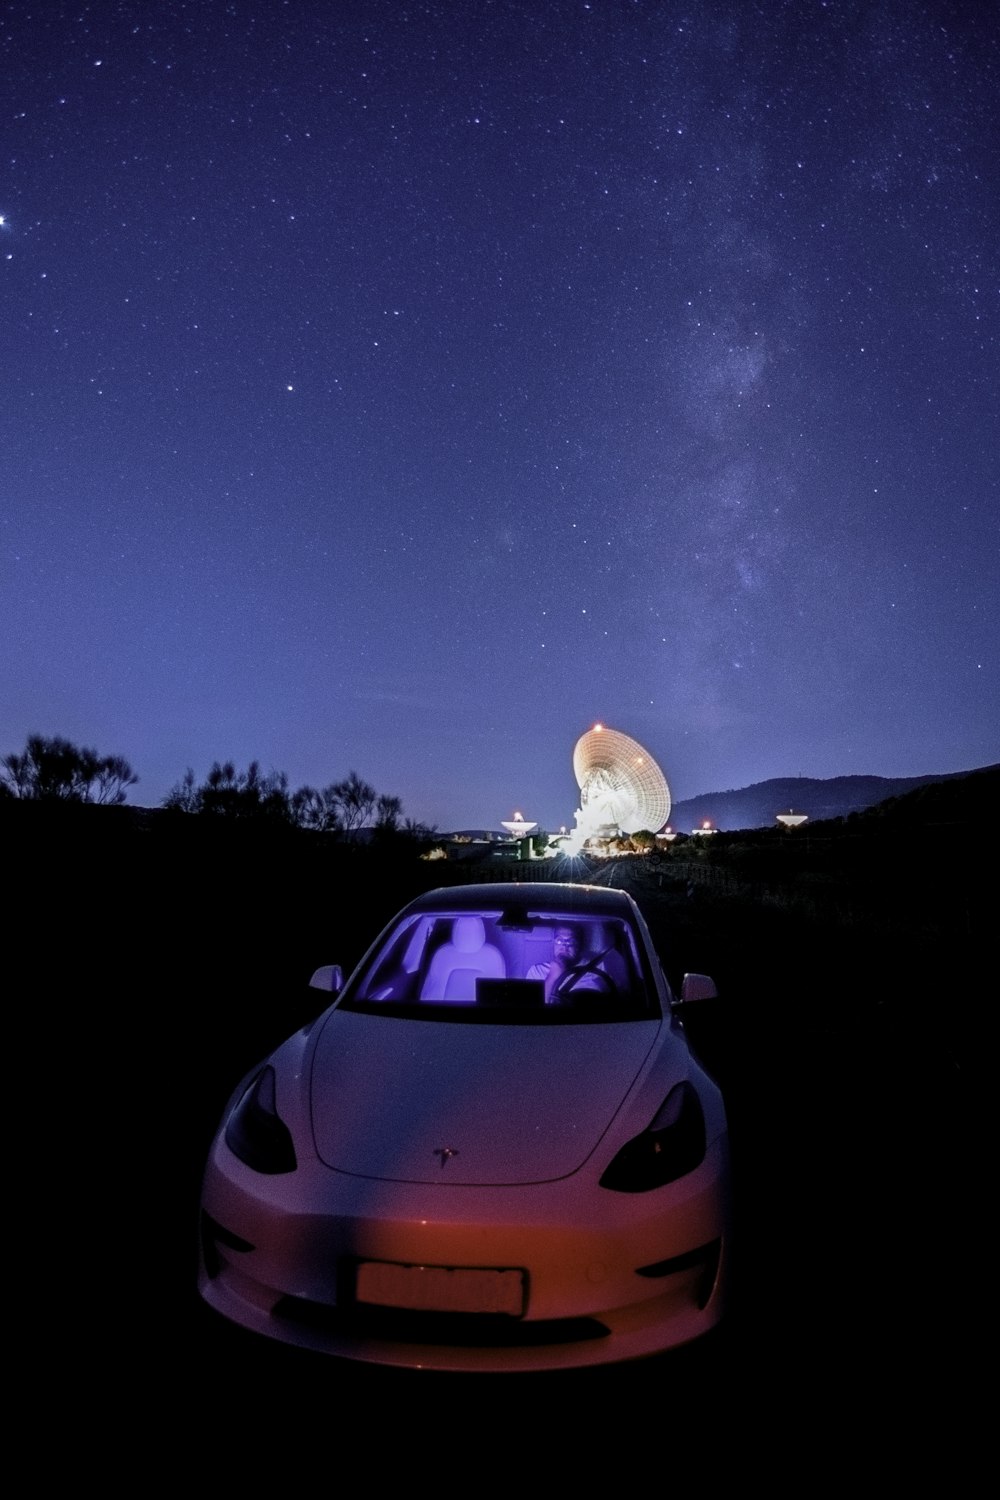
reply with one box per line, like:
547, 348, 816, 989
4, 1, 997, 830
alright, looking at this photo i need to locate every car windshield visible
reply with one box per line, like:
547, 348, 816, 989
338, 906, 659, 1022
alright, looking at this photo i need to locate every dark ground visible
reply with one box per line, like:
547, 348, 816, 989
14, 806, 982, 1454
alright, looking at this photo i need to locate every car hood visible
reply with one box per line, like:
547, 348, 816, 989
309, 1010, 663, 1184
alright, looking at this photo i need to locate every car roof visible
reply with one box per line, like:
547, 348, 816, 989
403, 883, 640, 919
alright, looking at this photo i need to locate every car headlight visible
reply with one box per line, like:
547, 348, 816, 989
599, 1081, 706, 1192
224, 1066, 297, 1174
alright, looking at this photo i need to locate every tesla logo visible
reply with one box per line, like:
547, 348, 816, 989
433, 1147, 459, 1169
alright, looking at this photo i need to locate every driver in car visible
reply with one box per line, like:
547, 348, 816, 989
527, 925, 613, 1004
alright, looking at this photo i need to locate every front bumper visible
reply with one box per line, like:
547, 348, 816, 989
199, 1132, 730, 1372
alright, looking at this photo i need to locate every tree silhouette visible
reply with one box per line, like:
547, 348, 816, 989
332, 771, 378, 835
1, 734, 137, 804
163, 768, 199, 813
164, 761, 294, 821
294, 774, 389, 837
375, 792, 402, 831
163, 758, 418, 843
290, 784, 342, 833
91, 755, 139, 804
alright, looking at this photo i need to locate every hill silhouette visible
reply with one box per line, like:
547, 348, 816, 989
669, 764, 996, 832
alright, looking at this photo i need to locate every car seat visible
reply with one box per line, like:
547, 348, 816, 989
419, 916, 506, 1001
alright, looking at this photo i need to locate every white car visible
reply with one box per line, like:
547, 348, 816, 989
199, 882, 730, 1371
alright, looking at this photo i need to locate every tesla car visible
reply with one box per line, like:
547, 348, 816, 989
199, 882, 729, 1370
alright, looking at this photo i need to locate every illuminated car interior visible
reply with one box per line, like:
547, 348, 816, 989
345, 908, 656, 1020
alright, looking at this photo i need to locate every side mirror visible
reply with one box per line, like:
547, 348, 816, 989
679, 972, 718, 1004
309, 964, 344, 994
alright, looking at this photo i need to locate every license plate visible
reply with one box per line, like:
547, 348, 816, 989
356, 1260, 526, 1317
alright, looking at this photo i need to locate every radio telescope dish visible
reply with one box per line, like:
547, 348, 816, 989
573, 724, 671, 836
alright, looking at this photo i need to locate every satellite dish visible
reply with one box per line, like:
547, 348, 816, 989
500, 812, 538, 838
573, 725, 671, 836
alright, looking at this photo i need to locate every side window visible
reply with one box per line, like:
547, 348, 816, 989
358, 917, 428, 1001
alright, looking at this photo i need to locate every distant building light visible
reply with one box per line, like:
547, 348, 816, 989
776, 810, 808, 829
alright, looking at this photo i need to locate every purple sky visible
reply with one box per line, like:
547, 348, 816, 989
4, 1, 997, 830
